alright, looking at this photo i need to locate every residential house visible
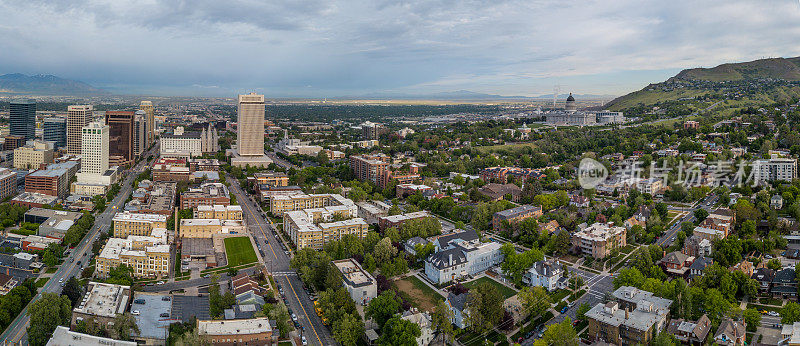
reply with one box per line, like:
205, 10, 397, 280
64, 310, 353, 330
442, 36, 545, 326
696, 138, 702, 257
781, 323, 800, 346
730, 260, 754, 277
666, 314, 712, 345
401, 310, 434, 346
404, 237, 429, 255
585, 286, 673, 346
773, 195, 785, 209
424, 240, 503, 284
659, 251, 694, 277
713, 319, 746, 346
688, 257, 713, 280
772, 268, 798, 300
752, 267, 775, 294
522, 259, 567, 291
446, 292, 469, 329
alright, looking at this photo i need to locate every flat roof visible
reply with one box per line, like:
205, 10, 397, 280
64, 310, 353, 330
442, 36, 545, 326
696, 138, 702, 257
333, 258, 375, 288
198, 317, 272, 336
113, 212, 167, 223
74, 282, 131, 319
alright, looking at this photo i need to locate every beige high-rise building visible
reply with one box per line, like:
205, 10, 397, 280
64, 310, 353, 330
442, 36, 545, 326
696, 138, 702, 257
67, 105, 93, 155
79, 122, 109, 176
139, 101, 154, 145
236, 93, 265, 156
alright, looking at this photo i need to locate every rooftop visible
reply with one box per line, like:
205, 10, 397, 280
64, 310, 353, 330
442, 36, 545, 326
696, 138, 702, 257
333, 258, 375, 288
73, 282, 131, 319
112, 212, 168, 223
198, 317, 272, 336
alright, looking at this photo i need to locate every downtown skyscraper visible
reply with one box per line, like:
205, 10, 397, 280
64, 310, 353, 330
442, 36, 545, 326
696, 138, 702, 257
67, 105, 93, 155
236, 93, 265, 156
10, 100, 35, 141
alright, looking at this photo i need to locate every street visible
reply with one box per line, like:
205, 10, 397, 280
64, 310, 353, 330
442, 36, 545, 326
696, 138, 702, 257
0, 146, 158, 345
227, 177, 333, 346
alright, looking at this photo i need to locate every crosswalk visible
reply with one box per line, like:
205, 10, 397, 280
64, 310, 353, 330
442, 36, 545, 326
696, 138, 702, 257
272, 271, 298, 276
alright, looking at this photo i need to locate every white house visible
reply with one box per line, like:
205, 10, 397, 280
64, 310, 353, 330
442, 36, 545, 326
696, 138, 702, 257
424, 240, 503, 284
401, 310, 434, 346
522, 259, 567, 291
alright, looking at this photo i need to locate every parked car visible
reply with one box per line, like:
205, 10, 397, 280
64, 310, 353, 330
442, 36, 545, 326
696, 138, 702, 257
301, 336, 307, 345
132, 310, 140, 315
769, 311, 780, 317
560, 306, 569, 313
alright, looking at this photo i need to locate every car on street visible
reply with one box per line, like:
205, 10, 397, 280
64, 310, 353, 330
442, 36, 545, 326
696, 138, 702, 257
58, 278, 64, 283
560, 306, 569, 313
157, 281, 165, 285
132, 310, 140, 315
769, 311, 780, 317
301, 336, 307, 345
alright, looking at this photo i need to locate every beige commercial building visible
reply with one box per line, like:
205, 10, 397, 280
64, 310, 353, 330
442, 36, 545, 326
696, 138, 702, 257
67, 105, 93, 155
139, 101, 154, 145
236, 93, 265, 156
270, 193, 353, 216
194, 204, 243, 220
14, 140, 55, 169
179, 219, 245, 238
74, 121, 113, 193
283, 199, 367, 250
112, 212, 168, 237
96, 228, 170, 279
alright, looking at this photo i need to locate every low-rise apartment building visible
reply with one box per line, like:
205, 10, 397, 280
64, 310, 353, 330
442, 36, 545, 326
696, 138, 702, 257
333, 258, 377, 306
197, 317, 273, 346
492, 205, 543, 231
194, 204, 243, 220
112, 212, 168, 237
180, 183, 230, 209
270, 193, 353, 216
71, 282, 132, 332
283, 204, 367, 250
378, 211, 432, 231
96, 228, 170, 279
585, 286, 673, 345
572, 222, 627, 259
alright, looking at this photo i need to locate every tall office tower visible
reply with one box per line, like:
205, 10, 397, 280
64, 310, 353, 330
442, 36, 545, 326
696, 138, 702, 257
139, 101, 154, 145
67, 105, 93, 154
10, 100, 36, 141
105, 111, 135, 167
236, 93, 265, 156
80, 122, 109, 175
133, 110, 148, 157
43, 117, 67, 149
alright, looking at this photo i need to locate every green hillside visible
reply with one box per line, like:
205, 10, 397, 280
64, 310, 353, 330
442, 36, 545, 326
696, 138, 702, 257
605, 56, 800, 114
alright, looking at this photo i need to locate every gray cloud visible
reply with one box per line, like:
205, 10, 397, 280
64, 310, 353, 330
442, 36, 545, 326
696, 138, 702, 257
0, 0, 799, 96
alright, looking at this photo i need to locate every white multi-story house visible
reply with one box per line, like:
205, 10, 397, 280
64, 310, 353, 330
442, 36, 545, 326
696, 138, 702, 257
424, 239, 503, 284
401, 310, 434, 346
522, 259, 567, 291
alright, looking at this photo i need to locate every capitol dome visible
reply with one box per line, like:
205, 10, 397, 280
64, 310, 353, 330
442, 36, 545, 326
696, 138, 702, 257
565, 93, 577, 112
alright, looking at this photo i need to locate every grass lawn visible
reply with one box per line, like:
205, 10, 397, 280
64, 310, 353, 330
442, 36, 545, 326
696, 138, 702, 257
278, 342, 292, 346
393, 276, 444, 312
35, 278, 49, 288
550, 289, 570, 302
45, 267, 58, 273
463, 277, 517, 300
224, 236, 258, 266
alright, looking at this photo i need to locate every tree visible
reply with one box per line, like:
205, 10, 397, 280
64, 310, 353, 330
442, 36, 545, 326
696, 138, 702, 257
576, 302, 591, 321
431, 300, 454, 345
533, 317, 578, 346
332, 312, 364, 346
465, 283, 504, 333
782, 302, 800, 324
378, 316, 421, 346
518, 286, 552, 318
743, 308, 761, 332
373, 237, 397, 264
500, 243, 544, 285
27, 293, 71, 346
365, 290, 402, 329
113, 313, 140, 340
693, 209, 709, 223
651, 332, 679, 346
61, 277, 83, 307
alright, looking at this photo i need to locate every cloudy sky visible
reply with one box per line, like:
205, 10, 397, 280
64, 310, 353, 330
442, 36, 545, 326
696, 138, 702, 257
2, 0, 800, 97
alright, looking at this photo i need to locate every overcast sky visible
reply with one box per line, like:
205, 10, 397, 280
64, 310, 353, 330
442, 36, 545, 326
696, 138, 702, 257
2, 0, 800, 97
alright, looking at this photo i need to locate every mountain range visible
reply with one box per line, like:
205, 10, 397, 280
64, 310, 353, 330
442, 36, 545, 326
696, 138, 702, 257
354, 90, 615, 100
0, 73, 109, 95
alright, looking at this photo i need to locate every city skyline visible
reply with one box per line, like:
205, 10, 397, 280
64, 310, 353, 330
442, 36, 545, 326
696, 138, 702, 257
1, 1, 800, 97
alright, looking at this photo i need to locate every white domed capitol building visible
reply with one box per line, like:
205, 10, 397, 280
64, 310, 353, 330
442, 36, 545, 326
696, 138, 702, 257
546, 93, 625, 126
